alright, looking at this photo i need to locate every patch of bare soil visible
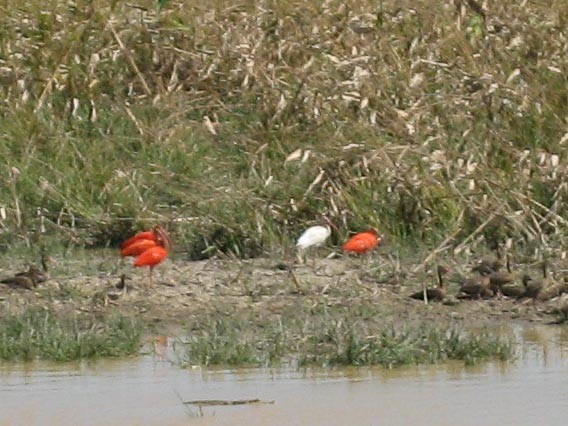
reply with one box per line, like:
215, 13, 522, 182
1, 256, 565, 333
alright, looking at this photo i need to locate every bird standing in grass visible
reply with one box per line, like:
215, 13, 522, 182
296, 217, 336, 264
0, 275, 36, 290
121, 225, 171, 287
488, 255, 514, 297
472, 259, 503, 275
343, 228, 382, 255
501, 275, 532, 298
120, 231, 157, 250
459, 272, 491, 299
524, 261, 551, 299
410, 265, 450, 303
0, 252, 52, 290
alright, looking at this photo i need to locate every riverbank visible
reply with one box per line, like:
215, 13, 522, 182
1, 251, 566, 364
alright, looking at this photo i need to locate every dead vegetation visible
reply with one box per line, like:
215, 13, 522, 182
0, 0, 565, 259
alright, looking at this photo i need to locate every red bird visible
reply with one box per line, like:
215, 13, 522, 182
121, 238, 158, 257
120, 231, 157, 250
343, 228, 382, 254
121, 225, 171, 287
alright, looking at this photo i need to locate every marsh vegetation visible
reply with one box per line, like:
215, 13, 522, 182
0, 1, 566, 365
0, 0, 565, 257
0, 309, 141, 361
180, 315, 513, 368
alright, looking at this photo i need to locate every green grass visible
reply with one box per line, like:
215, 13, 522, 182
0, 309, 142, 361
182, 320, 263, 366
303, 325, 513, 368
179, 316, 513, 368
0, 0, 565, 257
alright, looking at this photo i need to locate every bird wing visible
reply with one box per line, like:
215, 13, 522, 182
0, 276, 34, 289
134, 246, 169, 268
296, 226, 330, 249
121, 231, 157, 249
343, 235, 377, 253
121, 239, 158, 257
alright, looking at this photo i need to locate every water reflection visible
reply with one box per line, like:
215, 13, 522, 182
1, 325, 567, 425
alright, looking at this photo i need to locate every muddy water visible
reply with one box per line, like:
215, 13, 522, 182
1, 325, 567, 426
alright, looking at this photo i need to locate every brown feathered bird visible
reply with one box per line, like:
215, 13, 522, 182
536, 282, 565, 302
501, 275, 532, 298
488, 255, 515, 294
0, 275, 37, 290
460, 272, 491, 299
409, 265, 450, 302
0, 253, 51, 290
472, 259, 503, 276
525, 261, 551, 299
534, 261, 567, 302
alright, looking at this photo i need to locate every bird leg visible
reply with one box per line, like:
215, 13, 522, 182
148, 267, 154, 288
296, 248, 306, 265
311, 252, 318, 270
422, 283, 429, 305
360, 253, 370, 270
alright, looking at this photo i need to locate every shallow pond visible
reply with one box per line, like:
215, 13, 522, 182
1, 324, 567, 426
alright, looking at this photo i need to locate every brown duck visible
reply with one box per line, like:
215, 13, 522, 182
410, 265, 450, 302
459, 272, 491, 299
488, 255, 514, 293
525, 261, 551, 299
0, 253, 50, 290
0, 275, 37, 290
501, 275, 532, 298
535, 264, 565, 302
536, 282, 565, 302
472, 259, 503, 276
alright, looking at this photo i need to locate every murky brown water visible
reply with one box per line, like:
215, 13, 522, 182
1, 325, 567, 426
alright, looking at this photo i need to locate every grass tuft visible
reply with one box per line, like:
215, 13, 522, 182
182, 319, 262, 366
0, 309, 142, 362
180, 316, 513, 368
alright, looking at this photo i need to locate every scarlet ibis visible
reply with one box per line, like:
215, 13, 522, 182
120, 231, 157, 249
296, 217, 336, 264
120, 238, 158, 257
121, 225, 171, 287
343, 228, 382, 255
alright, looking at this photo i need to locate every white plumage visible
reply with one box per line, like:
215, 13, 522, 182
296, 225, 331, 249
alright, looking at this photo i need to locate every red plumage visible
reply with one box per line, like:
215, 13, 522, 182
343, 229, 381, 254
121, 238, 157, 257
120, 225, 171, 287
121, 231, 157, 249
134, 246, 169, 268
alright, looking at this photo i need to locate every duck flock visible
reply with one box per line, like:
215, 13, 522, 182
410, 256, 568, 306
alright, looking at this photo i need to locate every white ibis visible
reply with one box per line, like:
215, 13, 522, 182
296, 217, 336, 264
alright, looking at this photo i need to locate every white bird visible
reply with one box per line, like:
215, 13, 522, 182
296, 217, 335, 264
296, 225, 331, 250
